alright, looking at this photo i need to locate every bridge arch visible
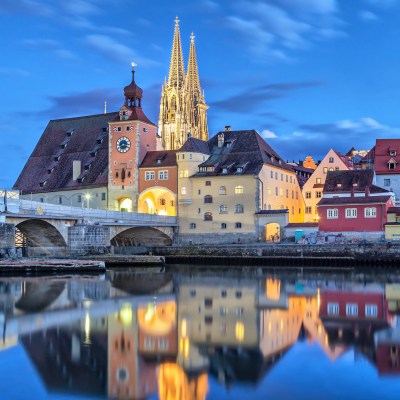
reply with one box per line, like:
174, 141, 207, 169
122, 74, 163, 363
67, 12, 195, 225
111, 226, 173, 247
16, 219, 68, 256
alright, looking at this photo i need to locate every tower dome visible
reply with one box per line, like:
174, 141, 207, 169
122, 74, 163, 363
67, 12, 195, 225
124, 62, 143, 107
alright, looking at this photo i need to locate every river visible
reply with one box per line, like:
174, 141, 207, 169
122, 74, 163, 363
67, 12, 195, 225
0, 266, 400, 400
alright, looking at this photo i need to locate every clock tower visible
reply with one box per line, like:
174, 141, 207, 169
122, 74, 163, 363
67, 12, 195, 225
108, 64, 157, 212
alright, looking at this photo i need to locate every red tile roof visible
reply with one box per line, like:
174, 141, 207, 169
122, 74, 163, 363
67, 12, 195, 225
374, 139, 400, 175
318, 195, 392, 206
140, 150, 177, 168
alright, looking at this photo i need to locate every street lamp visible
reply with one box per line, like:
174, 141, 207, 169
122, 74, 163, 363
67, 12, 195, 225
84, 193, 92, 209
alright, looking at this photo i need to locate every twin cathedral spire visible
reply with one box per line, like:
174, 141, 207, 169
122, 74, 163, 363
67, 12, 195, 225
158, 17, 209, 150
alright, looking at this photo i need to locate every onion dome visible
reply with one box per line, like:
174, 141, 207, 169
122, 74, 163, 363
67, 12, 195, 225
124, 62, 143, 107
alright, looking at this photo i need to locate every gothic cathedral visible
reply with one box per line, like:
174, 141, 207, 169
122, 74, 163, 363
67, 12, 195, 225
158, 18, 209, 151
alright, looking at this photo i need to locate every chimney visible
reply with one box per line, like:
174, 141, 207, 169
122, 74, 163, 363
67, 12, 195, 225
73, 160, 81, 181
224, 125, 231, 132
218, 132, 224, 148
365, 186, 370, 197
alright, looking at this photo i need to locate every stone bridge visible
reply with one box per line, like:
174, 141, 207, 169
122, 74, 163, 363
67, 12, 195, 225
1, 199, 177, 257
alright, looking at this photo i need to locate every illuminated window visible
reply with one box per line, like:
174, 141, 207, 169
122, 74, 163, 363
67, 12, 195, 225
323, 167, 328, 174
181, 187, 187, 195
235, 185, 244, 194
235, 322, 244, 342
180, 170, 189, 178
158, 338, 169, 350
305, 206, 312, 214
316, 178, 321, 184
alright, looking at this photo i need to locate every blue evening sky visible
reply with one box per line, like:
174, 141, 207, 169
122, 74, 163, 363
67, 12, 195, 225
1, 0, 400, 188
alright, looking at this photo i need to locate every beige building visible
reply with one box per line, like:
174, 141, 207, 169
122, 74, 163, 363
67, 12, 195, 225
302, 148, 352, 222
177, 130, 304, 244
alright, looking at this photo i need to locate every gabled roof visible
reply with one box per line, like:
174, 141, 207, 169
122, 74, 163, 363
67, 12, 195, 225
111, 105, 156, 126
139, 150, 177, 168
333, 149, 353, 168
14, 113, 118, 194
193, 130, 292, 177
178, 137, 210, 154
323, 169, 389, 194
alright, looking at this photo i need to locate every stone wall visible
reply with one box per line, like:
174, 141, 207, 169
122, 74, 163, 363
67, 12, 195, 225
0, 222, 15, 258
68, 224, 111, 256
177, 232, 257, 245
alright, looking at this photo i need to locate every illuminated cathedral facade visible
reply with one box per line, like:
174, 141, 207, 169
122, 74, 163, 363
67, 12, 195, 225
158, 18, 209, 151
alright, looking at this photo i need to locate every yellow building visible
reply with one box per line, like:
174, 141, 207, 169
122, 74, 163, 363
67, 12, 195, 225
177, 129, 304, 244
302, 148, 352, 222
385, 207, 400, 241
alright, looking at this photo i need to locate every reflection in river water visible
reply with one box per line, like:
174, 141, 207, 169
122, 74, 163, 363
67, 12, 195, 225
1, 268, 400, 399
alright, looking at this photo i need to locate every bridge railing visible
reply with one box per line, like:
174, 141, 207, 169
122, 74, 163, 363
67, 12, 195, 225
18, 199, 177, 225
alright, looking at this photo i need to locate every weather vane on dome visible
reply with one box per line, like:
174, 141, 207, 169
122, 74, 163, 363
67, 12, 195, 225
131, 61, 137, 70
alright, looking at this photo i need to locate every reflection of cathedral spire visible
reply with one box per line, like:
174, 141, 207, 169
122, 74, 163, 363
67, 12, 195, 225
158, 18, 209, 151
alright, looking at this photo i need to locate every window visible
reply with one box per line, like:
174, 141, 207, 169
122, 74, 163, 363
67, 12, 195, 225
280, 188, 283, 196
236, 307, 244, 316
144, 337, 155, 349
365, 304, 378, 317
221, 223, 227, 229
316, 191, 322, 198
384, 178, 391, 187
204, 195, 213, 203
346, 303, 358, 316
198, 189, 201, 195
235, 185, 243, 194
305, 192, 311, 199
219, 186, 226, 195
180, 170, 189, 178
286, 175, 288, 182
270, 171, 273, 178
221, 290, 227, 297
189, 223, 196, 229
145, 171, 154, 180
58, 197, 62, 204
275, 172, 278, 179
101, 192, 106, 201
219, 204, 228, 214
327, 209, 338, 219
190, 290, 196, 297
316, 178, 321, 184
305, 206, 312, 214
204, 212, 213, 221
205, 180, 211, 186
159, 198, 166, 206
236, 167, 243, 173
158, 338, 168, 350
327, 303, 339, 315
189, 153, 192, 159
323, 167, 328, 174
286, 189, 288, 198
235, 291, 242, 299
329, 157, 334, 163
345, 208, 357, 218
77, 195, 82, 203
336, 183, 342, 187
220, 307, 228, 316
181, 186, 187, 195
388, 161, 396, 170
222, 168, 228, 174
281, 173, 283, 181
365, 207, 377, 218
159, 170, 168, 180
390, 150, 397, 157
235, 222, 242, 229
204, 298, 213, 308
235, 204, 244, 213
275, 187, 278, 196
204, 316, 213, 324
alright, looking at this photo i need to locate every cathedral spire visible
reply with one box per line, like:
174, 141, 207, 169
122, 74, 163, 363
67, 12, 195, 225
167, 17, 185, 89
186, 33, 201, 97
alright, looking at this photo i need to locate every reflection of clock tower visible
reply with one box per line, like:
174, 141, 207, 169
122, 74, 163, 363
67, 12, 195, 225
108, 64, 158, 212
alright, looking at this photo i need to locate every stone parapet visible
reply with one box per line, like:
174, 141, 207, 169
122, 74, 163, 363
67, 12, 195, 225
177, 232, 257, 245
0, 222, 15, 258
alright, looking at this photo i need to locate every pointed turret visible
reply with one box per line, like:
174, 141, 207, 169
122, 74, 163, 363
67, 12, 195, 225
186, 33, 201, 97
167, 17, 185, 89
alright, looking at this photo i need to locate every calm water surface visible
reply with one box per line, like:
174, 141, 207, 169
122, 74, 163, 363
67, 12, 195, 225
1, 266, 400, 400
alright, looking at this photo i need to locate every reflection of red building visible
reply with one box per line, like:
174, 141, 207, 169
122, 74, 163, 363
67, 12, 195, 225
320, 290, 387, 320
375, 328, 400, 376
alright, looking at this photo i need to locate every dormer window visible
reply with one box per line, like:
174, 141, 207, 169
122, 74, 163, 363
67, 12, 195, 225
226, 141, 232, 148
66, 128, 74, 137
278, 160, 282, 165
91, 151, 97, 157
47, 167, 54, 174
271, 156, 275, 162
157, 159, 162, 164
388, 158, 397, 170
102, 127, 107, 133
390, 150, 397, 157
236, 167, 243, 173
222, 168, 228, 174
54, 155, 61, 162
39, 180, 48, 188
336, 183, 342, 187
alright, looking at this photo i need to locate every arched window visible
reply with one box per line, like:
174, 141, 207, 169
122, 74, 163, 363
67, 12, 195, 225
235, 185, 244, 194
219, 204, 228, 214
204, 195, 213, 203
204, 212, 213, 221
219, 186, 226, 195
235, 204, 244, 213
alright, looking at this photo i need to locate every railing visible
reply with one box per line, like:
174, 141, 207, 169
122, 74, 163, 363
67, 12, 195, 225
15, 199, 177, 225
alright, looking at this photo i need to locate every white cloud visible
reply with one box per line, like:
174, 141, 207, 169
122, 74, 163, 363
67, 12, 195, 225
262, 129, 278, 138
359, 10, 379, 21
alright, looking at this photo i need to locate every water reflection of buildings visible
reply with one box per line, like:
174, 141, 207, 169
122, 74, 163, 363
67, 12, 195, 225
2, 273, 400, 398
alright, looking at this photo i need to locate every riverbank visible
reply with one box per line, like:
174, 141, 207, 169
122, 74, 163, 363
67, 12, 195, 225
149, 243, 400, 268
0, 259, 106, 273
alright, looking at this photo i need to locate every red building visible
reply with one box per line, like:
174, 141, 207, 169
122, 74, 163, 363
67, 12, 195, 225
318, 169, 394, 232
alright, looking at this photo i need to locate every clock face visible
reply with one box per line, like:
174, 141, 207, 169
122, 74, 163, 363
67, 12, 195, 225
116, 136, 131, 153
